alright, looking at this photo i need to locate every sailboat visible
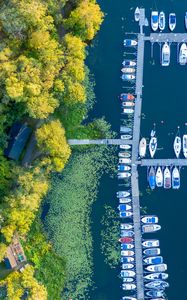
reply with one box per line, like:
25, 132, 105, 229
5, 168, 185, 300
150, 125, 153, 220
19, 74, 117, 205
183, 134, 187, 158
159, 11, 166, 31
139, 137, 147, 158
174, 133, 181, 158
164, 167, 171, 189
134, 7, 140, 22
148, 167, 156, 190
155, 167, 163, 187
162, 42, 170, 66
151, 11, 159, 31
172, 166, 180, 189
179, 43, 187, 65
149, 136, 157, 158
185, 12, 187, 30
169, 13, 176, 31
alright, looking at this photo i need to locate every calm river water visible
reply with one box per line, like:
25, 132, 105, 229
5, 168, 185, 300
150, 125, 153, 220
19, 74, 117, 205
87, 1, 187, 299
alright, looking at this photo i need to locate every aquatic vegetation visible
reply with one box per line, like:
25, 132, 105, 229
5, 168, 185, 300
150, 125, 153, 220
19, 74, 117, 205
101, 206, 120, 268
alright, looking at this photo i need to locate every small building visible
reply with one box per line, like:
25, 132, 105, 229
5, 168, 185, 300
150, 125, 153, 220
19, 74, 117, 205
4, 236, 27, 269
4, 122, 32, 161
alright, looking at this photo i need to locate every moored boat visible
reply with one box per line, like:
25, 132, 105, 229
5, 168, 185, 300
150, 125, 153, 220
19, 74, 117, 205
142, 224, 161, 233
144, 256, 163, 265
134, 7, 140, 22
145, 263, 167, 273
179, 43, 187, 65
119, 237, 133, 243
122, 277, 134, 283
120, 126, 132, 133
118, 165, 131, 171
144, 272, 169, 281
145, 280, 169, 289
120, 270, 136, 278
119, 151, 131, 158
149, 136, 157, 158
118, 204, 132, 211
123, 39, 137, 46
117, 191, 130, 198
164, 167, 171, 189
118, 151, 131, 158
122, 263, 134, 269
122, 108, 134, 114
118, 172, 131, 179
119, 146, 131, 151
121, 244, 134, 250
121, 250, 134, 257
120, 211, 133, 218
162, 42, 170, 66
185, 12, 187, 30
122, 283, 136, 290
148, 166, 156, 190
172, 166, 180, 189
119, 158, 131, 164
121, 67, 135, 73
141, 215, 158, 224
169, 13, 176, 31
120, 93, 135, 101
139, 137, 147, 158
121, 256, 134, 263
122, 60, 136, 67
174, 135, 181, 158
119, 198, 131, 204
122, 74, 135, 81
159, 11, 166, 31
143, 248, 161, 256
146, 290, 164, 298
142, 239, 160, 248
121, 297, 137, 300
151, 11, 159, 31
122, 102, 135, 107
183, 134, 187, 158
120, 223, 133, 230
156, 167, 163, 187
120, 134, 132, 140
121, 230, 134, 237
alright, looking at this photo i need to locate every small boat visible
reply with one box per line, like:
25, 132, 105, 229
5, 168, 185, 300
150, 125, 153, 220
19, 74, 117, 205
121, 244, 134, 250
122, 263, 134, 269
118, 204, 132, 211
144, 272, 168, 281
156, 167, 163, 187
119, 152, 132, 158
120, 270, 136, 278
134, 7, 140, 22
119, 237, 133, 244
139, 138, 147, 158
118, 165, 131, 171
122, 60, 136, 67
142, 240, 160, 248
120, 134, 132, 140
120, 223, 133, 230
119, 197, 131, 204
185, 12, 187, 30
121, 67, 135, 73
149, 136, 157, 157
146, 290, 164, 298
122, 277, 134, 283
122, 283, 136, 290
123, 39, 137, 47
169, 13, 176, 31
141, 216, 158, 224
122, 102, 135, 107
174, 135, 181, 158
179, 43, 187, 65
122, 74, 135, 81
161, 42, 170, 66
172, 166, 180, 189
164, 167, 171, 189
151, 11, 159, 31
120, 211, 133, 218
143, 248, 161, 256
183, 134, 187, 158
117, 191, 130, 198
145, 280, 169, 289
121, 230, 134, 237
120, 126, 132, 133
122, 108, 134, 114
121, 256, 134, 263
159, 11, 166, 31
145, 263, 167, 273
119, 158, 131, 164
148, 166, 156, 190
121, 250, 134, 257
118, 172, 131, 179
142, 224, 161, 233
118, 152, 131, 158
121, 297, 137, 300
119, 145, 131, 151
144, 256, 163, 265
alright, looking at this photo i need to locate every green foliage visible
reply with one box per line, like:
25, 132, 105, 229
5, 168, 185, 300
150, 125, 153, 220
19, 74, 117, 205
44, 146, 116, 299
0, 151, 12, 198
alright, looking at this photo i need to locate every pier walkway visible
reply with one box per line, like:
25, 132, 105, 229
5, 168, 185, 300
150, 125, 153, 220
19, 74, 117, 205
144, 33, 187, 43
68, 139, 132, 145
140, 158, 187, 167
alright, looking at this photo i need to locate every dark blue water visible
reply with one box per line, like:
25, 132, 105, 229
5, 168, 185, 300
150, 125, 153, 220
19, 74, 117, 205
88, 1, 187, 299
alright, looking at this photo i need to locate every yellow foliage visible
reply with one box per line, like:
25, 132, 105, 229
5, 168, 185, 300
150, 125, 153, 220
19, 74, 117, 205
64, 79, 86, 104
64, 33, 85, 61
6, 76, 24, 98
36, 120, 71, 172
1, 224, 16, 243
29, 31, 51, 50
0, 243, 7, 262
0, 47, 12, 62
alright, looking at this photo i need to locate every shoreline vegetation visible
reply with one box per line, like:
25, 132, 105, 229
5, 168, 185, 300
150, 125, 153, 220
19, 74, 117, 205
0, 0, 108, 299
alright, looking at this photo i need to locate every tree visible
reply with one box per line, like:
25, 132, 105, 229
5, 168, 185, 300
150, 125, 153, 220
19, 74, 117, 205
36, 120, 71, 172
0, 243, 7, 262
64, 0, 104, 41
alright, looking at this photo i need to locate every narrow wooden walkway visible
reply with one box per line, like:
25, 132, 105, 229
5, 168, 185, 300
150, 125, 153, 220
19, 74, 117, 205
68, 139, 132, 145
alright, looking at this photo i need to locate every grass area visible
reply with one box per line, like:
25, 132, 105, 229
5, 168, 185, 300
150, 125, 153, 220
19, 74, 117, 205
43, 146, 116, 299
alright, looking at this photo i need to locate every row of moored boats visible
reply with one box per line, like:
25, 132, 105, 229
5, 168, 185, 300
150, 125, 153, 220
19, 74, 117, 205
148, 166, 180, 190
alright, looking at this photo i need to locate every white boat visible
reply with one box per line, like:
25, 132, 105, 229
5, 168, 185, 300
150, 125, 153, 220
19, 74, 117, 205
121, 297, 137, 300
118, 172, 131, 179
143, 248, 161, 256
121, 257, 134, 263
174, 135, 181, 158
120, 134, 132, 140
122, 60, 136, 67
119, 198, 131, 204
134, 7, 140, 22
117, 191, 130, 198
120, 223, 133, 230
123, 39, 137, 47
122, 108, 134, 114
172, 166, 180, 189
149, 136, 157, 158
183, 134, 187, 158
164, 167, 171, 189
120, 211, 133, 218
120, 270, 136, 278
146, 290, 164, 298
118, 204, 132, 211
145, 280, 169, 289
185, 12, 187, 30
118, 151, 131, 158
142, 224, 161, 233
179, 43, 187, 65
122, 74, 135, 81
121, 250, 134, 257
120, 126, 132, 133
119, 158, 131, 164
119, 145, 131, 151
143, 256, 163, 265
142, 240, 160, 248
144, 272, 169, 280
151, 11, 159, 31
159, 11, 166, 31
122, 283, 136, 290
122, 102, 135, 107
139, 137, 147, 158
169, 13, 176, 31
122, 277, 134, 283
145, 263, 167, 273
161, 42, 170, 66
121, 67, 135, 73
122, 263, 134, 269
119, 152, 131, 159
155, 167, 163, 187
118, 165, 131, 171
141, 216, 158, 224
